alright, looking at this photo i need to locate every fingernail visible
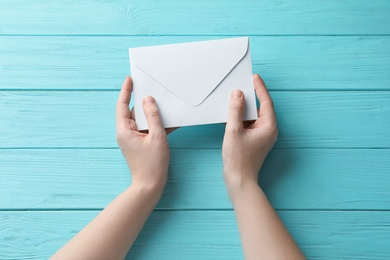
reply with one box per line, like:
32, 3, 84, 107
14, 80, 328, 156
232, 89, 243, 99
144, 96, 155, 104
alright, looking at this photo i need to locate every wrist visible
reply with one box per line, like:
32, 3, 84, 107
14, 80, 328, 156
223, 171, 260, 203
223, 168, 258, 186
129, 181, 165, 204
131, 176, 167, 199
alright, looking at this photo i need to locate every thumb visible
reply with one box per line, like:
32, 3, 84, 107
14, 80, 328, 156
142, 96, 165, 138
226, 89, 245, 132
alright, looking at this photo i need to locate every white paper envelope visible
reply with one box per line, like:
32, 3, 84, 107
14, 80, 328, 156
129, 37, 257, 130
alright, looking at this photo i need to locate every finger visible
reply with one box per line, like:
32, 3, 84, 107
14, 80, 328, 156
226, 89, 245, 132
142, 96, 165, 138
254, 74, 276, 122
116, 77, 132, 123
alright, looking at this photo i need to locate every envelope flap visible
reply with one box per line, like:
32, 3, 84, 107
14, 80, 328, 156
130, 37, 249, 106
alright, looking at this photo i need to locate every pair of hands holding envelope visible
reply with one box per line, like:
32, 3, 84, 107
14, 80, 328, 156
116, 74, 277, 195
52, 38, 304, 259
123, 38, 278, 195
52, 75, 303, 260
113, 74, 304, 259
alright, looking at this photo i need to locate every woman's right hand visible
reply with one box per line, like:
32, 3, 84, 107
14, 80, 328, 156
222, 74, 278, 197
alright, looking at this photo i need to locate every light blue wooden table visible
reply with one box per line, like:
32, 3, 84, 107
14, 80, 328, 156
1, 1, 390, 259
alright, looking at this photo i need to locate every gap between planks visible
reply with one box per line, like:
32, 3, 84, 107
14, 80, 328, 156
0, 147, 389, 150
2, 209, 390, 212
1, 34, 390, 37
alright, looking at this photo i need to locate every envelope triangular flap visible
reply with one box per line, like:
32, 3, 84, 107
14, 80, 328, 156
131, 37, 249, 106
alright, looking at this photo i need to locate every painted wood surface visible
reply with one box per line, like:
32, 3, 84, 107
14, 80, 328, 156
1, 91, 389, 148
1, 36, 389, 90
1, 149, 390, 210
1, 0, 389, 35
1, 0, 390, 259
1, 211, 390, 259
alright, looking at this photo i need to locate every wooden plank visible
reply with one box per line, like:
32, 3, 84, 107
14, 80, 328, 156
0, 1, 389, 35
1, 36, 389, 90
0, 210, 389, 259
1, 149, 390, 210
0, 91, 389, 148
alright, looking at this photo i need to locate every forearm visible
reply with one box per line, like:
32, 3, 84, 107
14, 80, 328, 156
52, 183, 163, 260
227, 178, 304, 260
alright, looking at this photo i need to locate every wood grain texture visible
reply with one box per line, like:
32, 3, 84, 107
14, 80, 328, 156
1, 1, 389, 258
1, 36, 389, 90
0, 0, 389, 35
1, 210, 389, 259
1, 91, 389, 149
1, 149, 390, 210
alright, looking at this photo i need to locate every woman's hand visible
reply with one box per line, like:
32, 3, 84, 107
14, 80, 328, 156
222, 75, 304, 259
222, 74, 278, 196
116, 76, 169, 193
52, 77, 173, 260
